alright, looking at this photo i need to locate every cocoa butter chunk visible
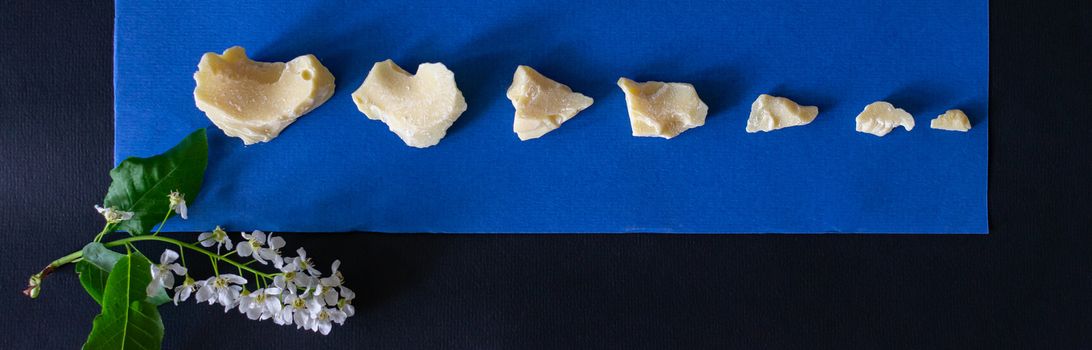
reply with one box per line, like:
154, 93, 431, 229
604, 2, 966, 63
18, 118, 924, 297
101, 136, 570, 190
507, 66, 594, 141
930, 109, 972, 132
194, 46, 335, 145
745, 94, 819, 133
855, 101, 915, 137
617, 78, 708, 139
351, 60, 467, 148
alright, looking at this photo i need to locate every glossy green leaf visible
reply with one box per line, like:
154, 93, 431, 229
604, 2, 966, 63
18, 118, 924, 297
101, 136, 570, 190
146, 287, 170, 306
80, 243, 171, 306
103, 129, 207, 235
83, 253, 164, 350
81, 243, 124, 272
76, 261, 109, 305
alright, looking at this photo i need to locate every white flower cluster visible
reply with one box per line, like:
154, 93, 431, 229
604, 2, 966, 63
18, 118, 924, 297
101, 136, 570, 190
149, 229, 355, 335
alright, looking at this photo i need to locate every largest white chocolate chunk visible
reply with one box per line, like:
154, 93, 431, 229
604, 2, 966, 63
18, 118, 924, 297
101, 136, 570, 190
194, 46, 335, 145
855, 101, 915, 137
745, 94, 819, 133
507, 66, 594, 141
352, 60, 467, 148
617, 78, 708, 139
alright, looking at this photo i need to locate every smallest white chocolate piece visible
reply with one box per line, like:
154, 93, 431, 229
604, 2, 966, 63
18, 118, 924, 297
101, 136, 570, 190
930, 109, 972, 132
855, 101, 915, 137
745, 94, 819, 133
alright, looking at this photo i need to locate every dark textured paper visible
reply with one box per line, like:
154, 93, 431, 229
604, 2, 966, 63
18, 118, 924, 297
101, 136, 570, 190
8, 1, 1092, 348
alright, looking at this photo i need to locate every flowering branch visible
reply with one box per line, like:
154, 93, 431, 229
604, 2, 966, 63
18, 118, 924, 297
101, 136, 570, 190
31, 210, 357, 335
23, 129, 356, 350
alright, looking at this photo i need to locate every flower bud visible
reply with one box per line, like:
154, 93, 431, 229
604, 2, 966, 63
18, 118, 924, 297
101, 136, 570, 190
24, 273, 42, 298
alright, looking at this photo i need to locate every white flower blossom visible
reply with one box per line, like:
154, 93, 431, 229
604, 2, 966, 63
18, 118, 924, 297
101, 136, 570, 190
95, 205, 134, 224
194, 279, 214, 304
238, 287, 284, 321
198, 226, 233, 252
237, 230, 285, 265
147, 249, 187, 297
168, 191, 188, 219
319, 260, 343, 288
273, 295, 297, 326
337, 286, 356, 318
316, 260, 345, 305
278, 293, 321, 328
173, 276, 197, 305
274, 261, 315, 294
235, 289, 252, 314
293, 248, 321, 276
314, 285, 337, 306
265, 232, 287, 268
195, 274, 246, 311
307, 307, 347, 335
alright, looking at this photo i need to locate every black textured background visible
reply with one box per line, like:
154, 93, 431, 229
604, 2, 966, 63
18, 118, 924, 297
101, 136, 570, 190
2, 1, 1091, 349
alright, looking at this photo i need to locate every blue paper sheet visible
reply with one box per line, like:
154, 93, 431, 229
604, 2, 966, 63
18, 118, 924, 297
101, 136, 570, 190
115, 0, 988, 233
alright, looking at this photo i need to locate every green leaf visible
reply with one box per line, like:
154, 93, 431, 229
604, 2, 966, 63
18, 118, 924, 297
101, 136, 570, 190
82, 243, 124, 272
83, 253, 164, 350
76, 261, 109, 305
103, 129, 208, 235
79, 243, 171, 305
146, 287, 171, 306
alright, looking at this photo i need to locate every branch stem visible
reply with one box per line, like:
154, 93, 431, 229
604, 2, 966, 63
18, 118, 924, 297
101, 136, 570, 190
103, 235, 274, 278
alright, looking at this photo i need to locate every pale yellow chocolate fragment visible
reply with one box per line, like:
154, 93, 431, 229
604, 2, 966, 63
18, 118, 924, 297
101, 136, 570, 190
855, 101, 915, 137
194, 46, 335, 145
930, 109, 972, 132
745, 94, 819, 133
616, 78, 708, 139
352, 60, 467, 148
506, 66, 594, 141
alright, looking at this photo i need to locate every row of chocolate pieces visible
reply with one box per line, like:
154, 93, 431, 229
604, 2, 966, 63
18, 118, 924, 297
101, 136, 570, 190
194, 47, 972, 147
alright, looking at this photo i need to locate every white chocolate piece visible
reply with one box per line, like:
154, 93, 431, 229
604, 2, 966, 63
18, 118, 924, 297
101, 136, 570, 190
352, 60, 467, 148
506, 66, 594, 141
855, 101, 915, 137
930, 109, 972, 132
194, 46, 335, 145
617, 78, 708, 139
745, 94, 819, 133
